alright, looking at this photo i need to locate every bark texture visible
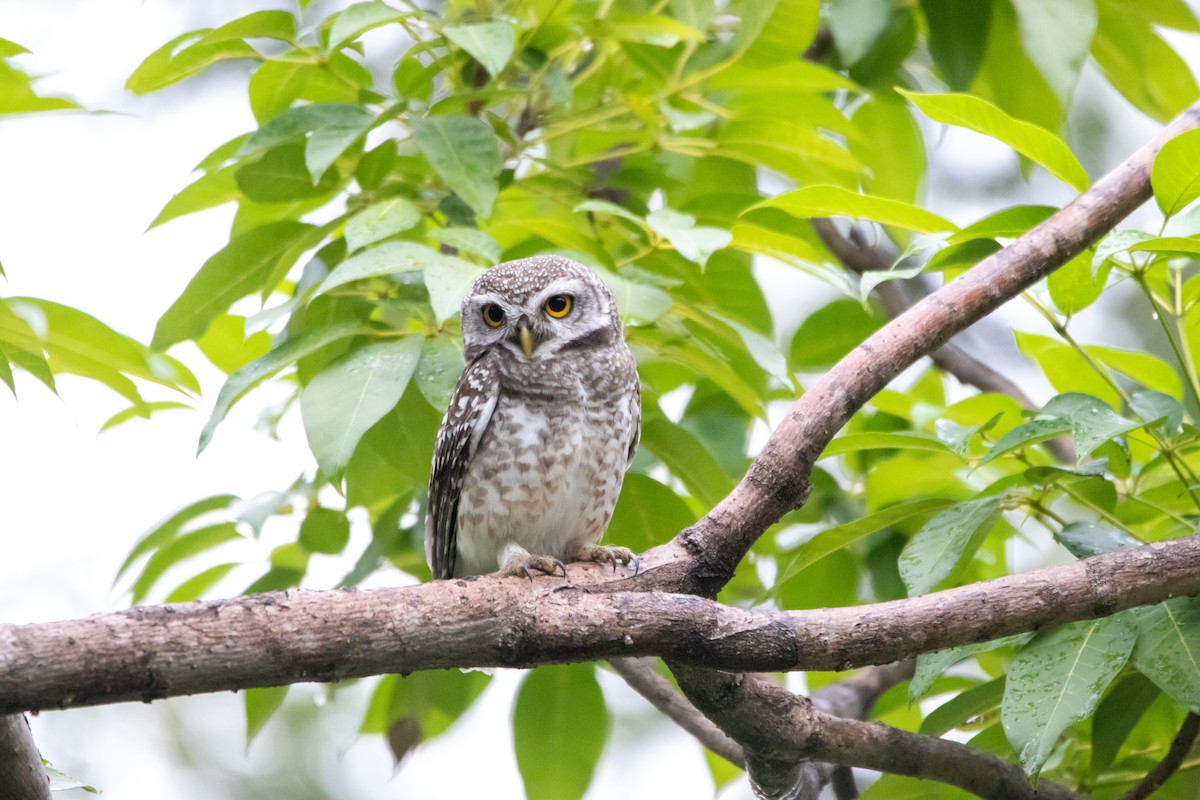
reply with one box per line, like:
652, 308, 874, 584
0, 715, 48, 800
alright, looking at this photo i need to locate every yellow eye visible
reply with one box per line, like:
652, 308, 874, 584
544, 294, 573, 318
482, 304, 505, 328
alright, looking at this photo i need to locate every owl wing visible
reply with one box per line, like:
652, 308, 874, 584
425, 357, 500, 579
625, 377, 641, 468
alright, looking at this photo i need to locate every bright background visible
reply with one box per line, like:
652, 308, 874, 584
0, 2, 1192, 797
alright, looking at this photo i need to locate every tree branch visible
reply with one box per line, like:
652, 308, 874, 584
810, 218, 1076, 462
0, 715, 49, 800
670, 665, 1084, 800
679, 100, 1200, 578
2, 533, 1199, 715
608, 657, 746, 767
1121, 711, 1200, 800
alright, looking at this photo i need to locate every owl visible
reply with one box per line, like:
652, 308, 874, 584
424, 255, 642, 579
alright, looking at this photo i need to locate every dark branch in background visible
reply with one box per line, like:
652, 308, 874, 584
609, 658, 912, 800
810, 218, 1076, 461
1121, 712, 1200, 800
0, 715, 49, 800
671, 664, 1084, 800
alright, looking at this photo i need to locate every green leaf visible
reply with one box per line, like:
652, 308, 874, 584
126, 30, 259, 94
829, 0, 892, 64
428, 227, 502, 264
640, 416, 734, 507
238, 103, 376, 182
980, 418, 1072, 465
153, 221, 315, 349
597, 271, 673, 325
1085, 345, 1183, 400
773, 498, 954, 592
1132, 596, 1200, 713
165, 562, 239, 602
790, 299, 884, 369
196, 314, 271, 375
1014, 332, 1121, 408
99, 401, 191, 433
920, 676, 1007, 737
0, 299, 199, 393
735, 0, 820, 65
1130, 389, 1184, 432
361, 670, 490, 755
245, 685, 289, 746
920, 0, 990, 90
1002, 615, 1137, 777
1048, 251, 1112, 316
130, 523, 243, 603
411, 115, 502, 218
607, 473, 696, 552
328, 2, 407, 48
575, 199, 647, 229
149, 165, 239, 229
513, 664, 609, 800
444, 22, 516, 77
911, 634, 1028, 701
860, 774, 974, 800
1091, 672, 1161, 774
898, 90, 1089, 191
1009, 0, 1096, 102
247, 60, 361, 124
117, 494, 240, 582
1041, 392, 1145, 456
199, 322, 365, 453
345, 197, 422, 253
425, 258, 487, 324
821, 431, 951, 459
314, 241, 436, 297
751, 184, 957, 234
947, 205, 1057, 244
652, 209, 734, 266
1152, 128, 1200, 217
413, 335, 464, 411
1054, 522, 1141, 559
898, 495, 1003, 596
1092, 0, 1200, 123
298, 507, 351, 554
300, 335, 423, 478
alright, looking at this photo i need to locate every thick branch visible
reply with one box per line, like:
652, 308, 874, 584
3, 534, 1199, 714
680, 100, 1200, 577
0, 715, 49, 800
671, 665, 1083, 800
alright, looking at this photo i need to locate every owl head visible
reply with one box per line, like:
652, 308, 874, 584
459, 255, 621, 361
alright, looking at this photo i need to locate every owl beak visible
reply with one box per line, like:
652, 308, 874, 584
518, 320, 536, 357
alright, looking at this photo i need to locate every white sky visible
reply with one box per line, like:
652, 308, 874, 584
0, 1, 1196, 798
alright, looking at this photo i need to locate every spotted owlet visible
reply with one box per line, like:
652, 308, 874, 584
424, 255, 641, 579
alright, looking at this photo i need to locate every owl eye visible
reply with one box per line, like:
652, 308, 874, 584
482, 304, 506, 328
544, 294, 573, 318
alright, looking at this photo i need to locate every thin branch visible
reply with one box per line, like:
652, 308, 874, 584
1122, 712, 1200, 800
680, 101, 1200, 579
0, 715, 49, 800
608, 657, 745, 767
2, 534, 1199, 715
670, 665, 1084, 800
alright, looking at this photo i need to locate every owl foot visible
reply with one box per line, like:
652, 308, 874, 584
568, 544, 640, 576
498, 545, 568, 581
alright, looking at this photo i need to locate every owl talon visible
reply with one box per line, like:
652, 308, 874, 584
500, 550, 568, 580
568, 544, 638, 574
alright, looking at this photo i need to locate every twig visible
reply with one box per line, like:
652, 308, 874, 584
1121, 712, 1200, 800
607, 657, 745, 767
